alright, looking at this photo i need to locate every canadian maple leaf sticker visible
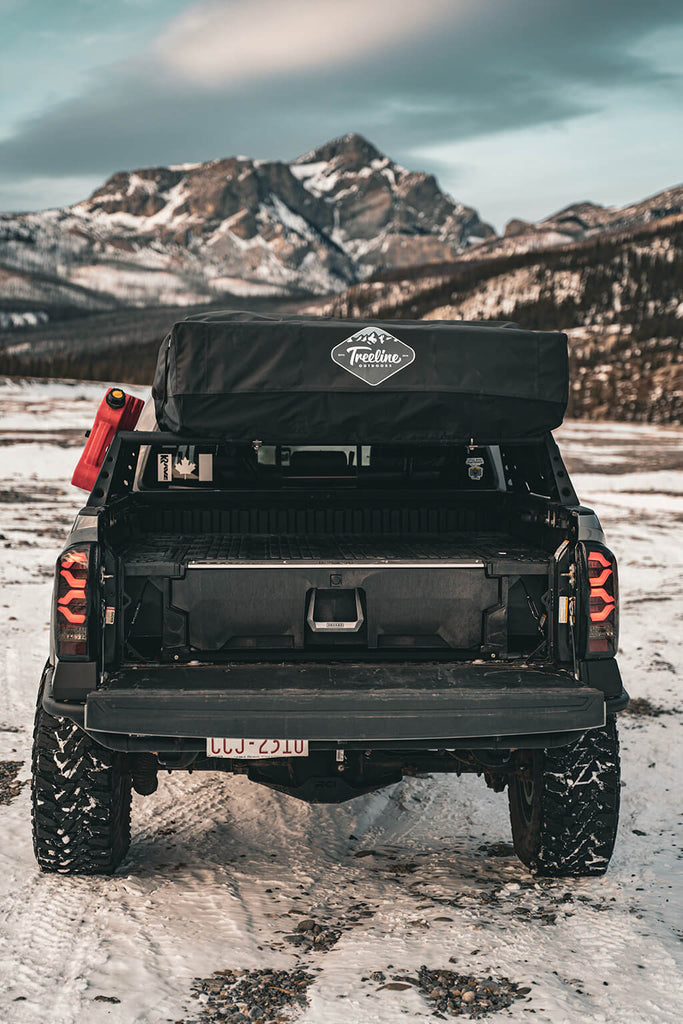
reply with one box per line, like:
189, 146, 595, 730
174, 456, 196, 477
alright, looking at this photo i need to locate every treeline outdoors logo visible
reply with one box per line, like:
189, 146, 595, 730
331, 326, 415, 385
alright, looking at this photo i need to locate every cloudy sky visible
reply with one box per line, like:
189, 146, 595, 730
1, 0, 682, 229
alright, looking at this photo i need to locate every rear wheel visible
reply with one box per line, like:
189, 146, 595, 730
31, 667, 131, 874
508, 716, 621, 877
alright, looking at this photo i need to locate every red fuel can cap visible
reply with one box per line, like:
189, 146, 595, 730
106, 387, 126, 409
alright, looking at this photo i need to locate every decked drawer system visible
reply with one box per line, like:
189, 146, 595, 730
118, 530, 551, 659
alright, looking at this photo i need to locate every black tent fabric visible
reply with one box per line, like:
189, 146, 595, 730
152, 310, 569, 442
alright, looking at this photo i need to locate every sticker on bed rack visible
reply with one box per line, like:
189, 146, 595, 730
157, 448, 213, 483
466, 456, 485, 481
558, 596, 569, 624
331, 327, 415, 386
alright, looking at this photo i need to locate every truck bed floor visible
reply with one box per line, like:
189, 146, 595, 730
120, 531, 550, 573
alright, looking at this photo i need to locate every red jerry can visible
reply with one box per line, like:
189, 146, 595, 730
72, 387, 144, 491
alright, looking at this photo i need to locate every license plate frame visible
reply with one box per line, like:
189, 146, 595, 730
206, 738, 309, 759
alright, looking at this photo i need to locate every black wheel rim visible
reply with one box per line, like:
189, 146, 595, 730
517, 776, 536, 827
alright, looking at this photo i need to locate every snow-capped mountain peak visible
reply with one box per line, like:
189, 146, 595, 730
0, 135, 495, 312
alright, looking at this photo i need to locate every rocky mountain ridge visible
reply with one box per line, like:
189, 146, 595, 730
0, 133, 494, 317
1, 131, 681, 327
476, 184, 683, 260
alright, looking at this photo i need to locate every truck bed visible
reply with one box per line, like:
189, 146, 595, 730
117, 530, 552, 659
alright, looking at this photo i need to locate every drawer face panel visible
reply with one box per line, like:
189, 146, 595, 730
169, 565, 500, 652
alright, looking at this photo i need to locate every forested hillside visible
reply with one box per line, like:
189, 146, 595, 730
323, 217, 683, 423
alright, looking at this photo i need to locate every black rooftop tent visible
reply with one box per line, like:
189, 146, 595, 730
152, 310, 569, 443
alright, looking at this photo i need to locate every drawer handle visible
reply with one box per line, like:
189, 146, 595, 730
306, 588, 364, 632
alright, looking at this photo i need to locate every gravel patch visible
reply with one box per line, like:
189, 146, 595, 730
410, 879, 565, 926
0, 761, 25, 806
283, 917, 341, 952
178, 968, 316, 1024
417, 967, 528, 1018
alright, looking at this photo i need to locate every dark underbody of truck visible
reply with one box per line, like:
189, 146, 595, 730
33, 313, 627, 877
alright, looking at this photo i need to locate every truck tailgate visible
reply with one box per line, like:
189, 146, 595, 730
84, 664, 605, 743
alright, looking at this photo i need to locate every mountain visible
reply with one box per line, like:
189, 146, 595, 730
290, 134, 495, 269
465, 184, 683, 261
2, 128, 680, 325
0, 133, 495, 320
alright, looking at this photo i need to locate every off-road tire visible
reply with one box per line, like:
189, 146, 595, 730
508, 716, 620, 877
31, 668, 131, 874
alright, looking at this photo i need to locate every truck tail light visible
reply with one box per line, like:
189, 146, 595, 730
55, 545, 95, 659
577, 542, 618, 658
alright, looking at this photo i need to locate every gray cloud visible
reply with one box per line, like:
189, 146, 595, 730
0, 0, 681, 210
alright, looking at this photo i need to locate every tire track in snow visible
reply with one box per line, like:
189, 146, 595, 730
90, 771, 404, 1020
0, 871, 115, 1023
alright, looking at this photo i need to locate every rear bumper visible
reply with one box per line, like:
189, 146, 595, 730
44, 661, 626, 750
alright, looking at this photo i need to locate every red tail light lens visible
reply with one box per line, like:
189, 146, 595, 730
578, 542, 618, 658
55, 545, 94, 659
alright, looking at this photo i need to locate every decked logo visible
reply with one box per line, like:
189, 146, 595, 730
331, 326, 415, 386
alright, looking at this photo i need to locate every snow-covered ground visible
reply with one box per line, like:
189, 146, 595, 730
0, 379, 681, 1024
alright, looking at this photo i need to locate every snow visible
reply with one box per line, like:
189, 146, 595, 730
144, 181, 192, 228
0, 378, 145, 432
0, 311, 49, 330
0, 381, 681, 1023
207, 277, 286, 297
126, 175, 158, 198
268, 196, 317, 240
290, 161, 340, 195
66, 265, 207, 306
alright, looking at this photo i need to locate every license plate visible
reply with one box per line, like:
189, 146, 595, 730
206, 738, 309, 759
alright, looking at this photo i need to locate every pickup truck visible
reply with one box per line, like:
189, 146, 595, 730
32, 311, 627, 877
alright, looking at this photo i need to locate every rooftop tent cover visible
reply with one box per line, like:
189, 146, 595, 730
152, 310, 569, 442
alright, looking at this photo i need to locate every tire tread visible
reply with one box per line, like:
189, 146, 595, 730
31, 670, 131, 875
509, 716, 621, 877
